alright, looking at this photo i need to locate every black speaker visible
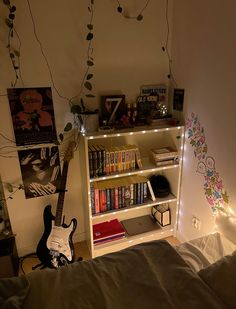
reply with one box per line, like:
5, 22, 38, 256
0, 235, 19, 278
150, 175, 170, 198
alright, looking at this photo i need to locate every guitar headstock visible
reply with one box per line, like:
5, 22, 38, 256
64, 141, 76, 163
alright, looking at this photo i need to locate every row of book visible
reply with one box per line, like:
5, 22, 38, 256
88, 144, 142, 178
93, 219, 125, 245
90, 175, 156, 215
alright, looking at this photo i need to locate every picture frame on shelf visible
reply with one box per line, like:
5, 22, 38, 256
139, 84, 169, 120
136, 95, 156, 125
100, 95, 126, 127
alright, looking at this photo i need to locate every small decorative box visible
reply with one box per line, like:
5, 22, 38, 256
151, 204, 171, 227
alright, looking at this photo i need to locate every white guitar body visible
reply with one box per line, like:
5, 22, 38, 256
47, 221, 74, 260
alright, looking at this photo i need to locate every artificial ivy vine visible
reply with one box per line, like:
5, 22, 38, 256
64, 0, 98, 138
3, 0, 21, 87
116, 0, 151, 21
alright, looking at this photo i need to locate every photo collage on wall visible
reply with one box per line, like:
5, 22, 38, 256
7, 87, 62, 199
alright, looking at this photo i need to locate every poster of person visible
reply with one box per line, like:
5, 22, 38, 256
18, 146, 61, 199
7, 87, 57, 146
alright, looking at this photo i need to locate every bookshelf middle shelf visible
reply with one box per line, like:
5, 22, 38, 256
91, 193, 177, 223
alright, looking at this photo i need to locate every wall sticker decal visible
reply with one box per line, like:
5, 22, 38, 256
186, 113, 229, 213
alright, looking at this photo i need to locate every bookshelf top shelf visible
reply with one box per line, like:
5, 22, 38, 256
83, 125, 184, 140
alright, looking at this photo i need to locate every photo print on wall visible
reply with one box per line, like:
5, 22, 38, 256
7, 87, 57, 146
18, 146, 61, 199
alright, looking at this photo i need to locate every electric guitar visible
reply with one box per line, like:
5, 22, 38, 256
36, 143, 77, 268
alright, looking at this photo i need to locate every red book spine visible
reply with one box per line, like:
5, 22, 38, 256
99, 189, 107, 212
115, 187, 119, 209
94, 188, 100, 214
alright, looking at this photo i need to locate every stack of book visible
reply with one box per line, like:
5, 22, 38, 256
90, 175, 156, 215
88, 144, 142, 178
151, 147, 179, 166
93, 219, 126, 245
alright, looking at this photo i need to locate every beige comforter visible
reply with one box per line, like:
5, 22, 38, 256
0, 240, 232, 309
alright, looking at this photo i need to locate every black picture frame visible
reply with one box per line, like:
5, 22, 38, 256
100, 95, 126, 126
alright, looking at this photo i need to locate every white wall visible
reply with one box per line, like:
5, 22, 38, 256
0, 0, 171, 256
171, 0, 236, 242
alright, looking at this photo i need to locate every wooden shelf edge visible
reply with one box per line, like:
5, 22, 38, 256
84, 125, 184, 140
90, 163, 179, 183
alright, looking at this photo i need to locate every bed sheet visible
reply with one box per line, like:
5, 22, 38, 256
175, 232, 236, 272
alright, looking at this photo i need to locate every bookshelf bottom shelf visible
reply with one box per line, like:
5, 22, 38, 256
93, 225, 175, 258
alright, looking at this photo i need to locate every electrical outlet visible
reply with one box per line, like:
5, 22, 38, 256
192, 216, 201, 230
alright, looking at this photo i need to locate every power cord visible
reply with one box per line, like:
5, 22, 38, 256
19, 252, 38, 275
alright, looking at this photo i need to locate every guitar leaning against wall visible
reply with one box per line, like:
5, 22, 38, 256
36, 142, 77, 268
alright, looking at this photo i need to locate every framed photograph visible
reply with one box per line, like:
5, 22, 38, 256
139, 84, 169, 120
7, 87, 57, 146
136, 96, 154, 124
140, 84, 168, 103
18, 146, 61, 199
173, 88, 185, 111
100, 95, 126, 126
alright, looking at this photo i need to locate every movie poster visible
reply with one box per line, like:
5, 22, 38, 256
7, 87, 57, 146
18, 146, 61, 199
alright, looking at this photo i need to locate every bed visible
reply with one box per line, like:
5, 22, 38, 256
0, 232, 235, 309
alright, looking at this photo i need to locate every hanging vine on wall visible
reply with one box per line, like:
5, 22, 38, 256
116, 0, 151, 21
68, 0, 98, 138
3, 0, 22, 87
25, 0, 98, 141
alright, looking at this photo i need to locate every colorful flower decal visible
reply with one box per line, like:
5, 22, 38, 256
187, 113, 229, 213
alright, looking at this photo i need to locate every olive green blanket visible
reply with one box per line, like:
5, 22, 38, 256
0, 240, 231, 309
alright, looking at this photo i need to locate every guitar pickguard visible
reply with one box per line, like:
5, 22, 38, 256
47, 221, 75, 261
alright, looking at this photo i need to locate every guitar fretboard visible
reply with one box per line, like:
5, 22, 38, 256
55, 161, 69, 226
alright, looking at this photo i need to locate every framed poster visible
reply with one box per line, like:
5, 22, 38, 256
18, 146, 61, 199
7, 87, 57, 146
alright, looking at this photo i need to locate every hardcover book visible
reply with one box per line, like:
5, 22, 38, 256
151, 147, 178, 161
93, 219, 125, 242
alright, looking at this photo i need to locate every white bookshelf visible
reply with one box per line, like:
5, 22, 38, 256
81, 125, 184, 258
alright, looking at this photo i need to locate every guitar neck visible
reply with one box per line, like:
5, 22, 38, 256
55, 161, 69, 226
